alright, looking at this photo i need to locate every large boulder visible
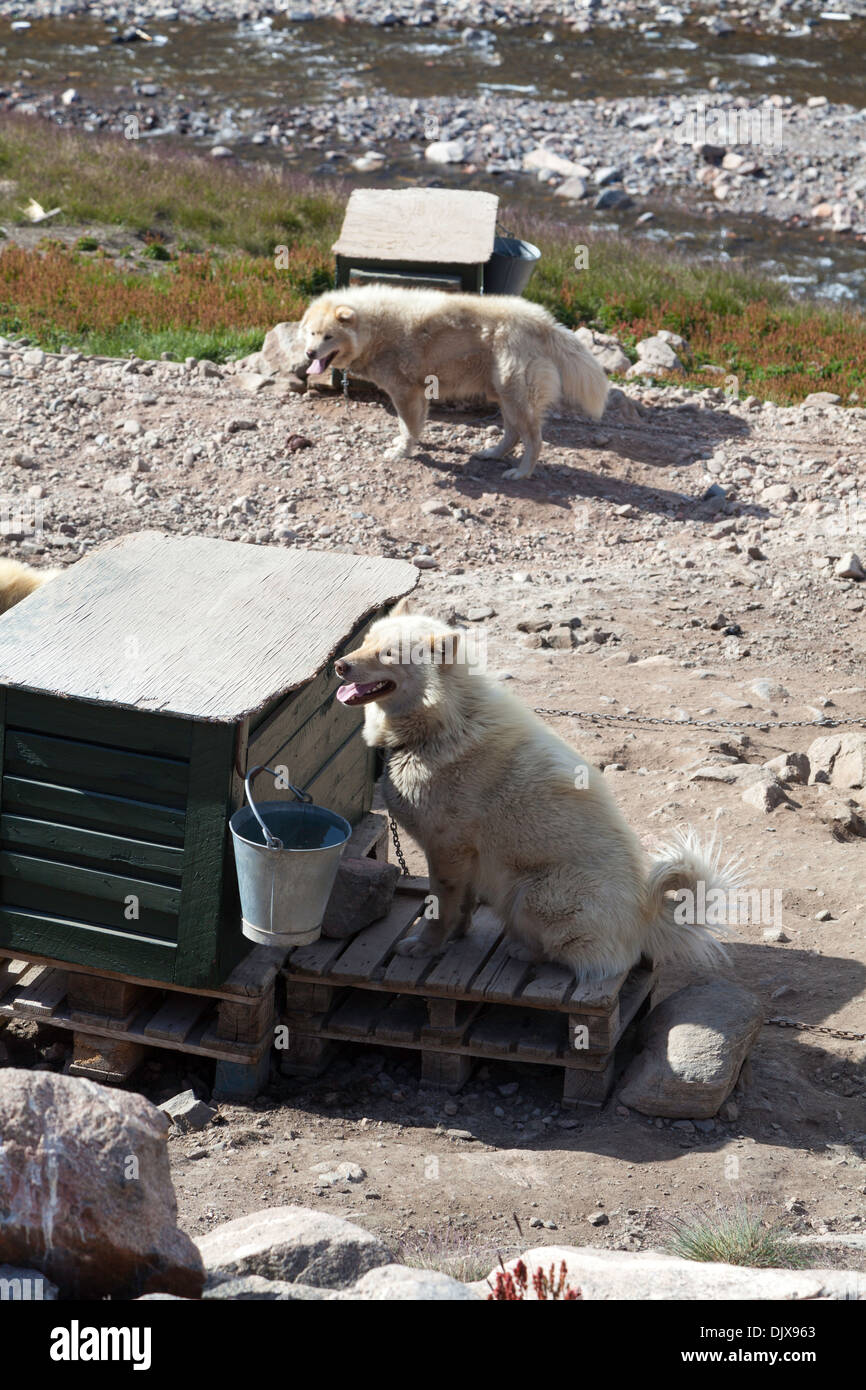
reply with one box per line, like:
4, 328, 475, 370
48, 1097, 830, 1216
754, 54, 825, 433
473, 1246, 865, 1300
348, 1264, 482, 1300
634, 334, 685, 372
196, 1207, 393, 1290
0, 1072, 204, 1299
618, 981, 763, 1118
0, 1264, 58, 1300
807, 732, 866, 789
234, 321, 303, 378
574, 327, 630, 375
203, 1274, 339, 1300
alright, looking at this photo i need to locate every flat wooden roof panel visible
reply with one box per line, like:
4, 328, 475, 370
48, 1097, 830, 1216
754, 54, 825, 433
332, 188, 498, 264
0, 532, 418, 723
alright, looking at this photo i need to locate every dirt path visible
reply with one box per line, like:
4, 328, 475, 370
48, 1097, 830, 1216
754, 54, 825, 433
1, 345, 864, 1272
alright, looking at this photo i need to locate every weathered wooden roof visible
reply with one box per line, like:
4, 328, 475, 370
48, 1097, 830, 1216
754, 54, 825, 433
332, 188, 499, 264
0, 532, 418, 723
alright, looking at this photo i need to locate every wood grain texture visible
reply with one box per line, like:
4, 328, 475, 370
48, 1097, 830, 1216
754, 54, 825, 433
332, 188, 498, 264
174, 720, 237, 987
0, 532, 418, 722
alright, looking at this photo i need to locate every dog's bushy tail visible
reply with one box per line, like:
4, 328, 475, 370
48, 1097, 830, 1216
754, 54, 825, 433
641, 826, 744, 970
549, 325, 610, 421
0, 558, 56, 615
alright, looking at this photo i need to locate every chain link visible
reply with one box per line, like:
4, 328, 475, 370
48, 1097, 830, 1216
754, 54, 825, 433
534, 708, 866, 732
765, 1016, 866, 1042
388, 814, 410, 876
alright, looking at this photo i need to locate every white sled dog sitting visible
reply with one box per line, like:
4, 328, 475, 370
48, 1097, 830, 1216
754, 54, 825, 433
300, 285, 609, 480
335, 603, 739, 981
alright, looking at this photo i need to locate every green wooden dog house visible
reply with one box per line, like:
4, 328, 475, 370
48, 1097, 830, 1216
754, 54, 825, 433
0, 532, 416, 989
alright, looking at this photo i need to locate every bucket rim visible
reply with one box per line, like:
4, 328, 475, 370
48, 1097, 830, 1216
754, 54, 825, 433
229, 800, 352, 853
490, 235, 541, 261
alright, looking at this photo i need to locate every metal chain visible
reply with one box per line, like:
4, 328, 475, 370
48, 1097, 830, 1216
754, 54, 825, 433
388, 814, 410, 876
534, 708, 866, 732
765, 1016, 866, 1043
386, 705, 866, 867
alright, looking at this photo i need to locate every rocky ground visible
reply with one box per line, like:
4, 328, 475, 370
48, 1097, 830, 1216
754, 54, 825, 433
7, 69, 866, 250
2, 0, 864, 34
1, 333, 864, 1270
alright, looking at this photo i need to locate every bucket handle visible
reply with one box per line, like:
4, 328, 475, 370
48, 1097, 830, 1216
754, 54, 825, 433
244, 765, 312, 851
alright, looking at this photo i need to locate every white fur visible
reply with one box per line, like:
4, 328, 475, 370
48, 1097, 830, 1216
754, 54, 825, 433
300, 285, 610, 481
335, 606, 740, 980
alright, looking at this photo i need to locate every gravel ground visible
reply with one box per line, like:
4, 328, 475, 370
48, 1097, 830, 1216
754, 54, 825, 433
1, 337, 865, 1261
7, 76, 866, 254
2, 0, 865, 33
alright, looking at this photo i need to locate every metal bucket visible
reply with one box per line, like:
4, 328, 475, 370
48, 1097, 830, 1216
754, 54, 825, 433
483, 236, 541, 296
229, 766, 351, 948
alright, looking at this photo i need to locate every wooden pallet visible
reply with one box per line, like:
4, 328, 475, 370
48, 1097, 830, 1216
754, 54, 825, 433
281, 879, 656, 1108
0, 811, 390, 1100
0, 944, 281, 1099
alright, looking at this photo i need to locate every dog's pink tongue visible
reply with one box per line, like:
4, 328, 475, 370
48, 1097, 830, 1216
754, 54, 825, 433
306, 357, 326, 376
336, 683, 362, 704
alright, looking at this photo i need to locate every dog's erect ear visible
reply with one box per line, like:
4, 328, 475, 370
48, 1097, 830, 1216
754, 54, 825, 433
335, 305, 356, 324
390, 597, 413, 617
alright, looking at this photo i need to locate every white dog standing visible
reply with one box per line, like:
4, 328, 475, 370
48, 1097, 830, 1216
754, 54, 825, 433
300, 284, 609, 480
335, 603, 739, 982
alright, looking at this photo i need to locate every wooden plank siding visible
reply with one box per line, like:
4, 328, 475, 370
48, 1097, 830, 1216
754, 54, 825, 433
0, 537, 413, 987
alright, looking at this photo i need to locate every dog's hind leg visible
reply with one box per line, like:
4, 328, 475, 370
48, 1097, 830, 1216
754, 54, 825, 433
473, 402, 520, 461
502, 416, 543, 480
503, 362, 559, 480
384, 385, 428, 462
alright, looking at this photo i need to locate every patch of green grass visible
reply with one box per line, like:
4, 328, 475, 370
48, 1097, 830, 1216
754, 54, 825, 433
1, 118, 865, 402
0, 114, 343, 259
666, 1204, 813, 1269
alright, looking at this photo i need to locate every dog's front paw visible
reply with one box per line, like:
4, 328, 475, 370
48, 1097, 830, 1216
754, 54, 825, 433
394, 934, 439, 959
505, 940, 538, 962
473, 444, 504, 461
502, 465, 532, 480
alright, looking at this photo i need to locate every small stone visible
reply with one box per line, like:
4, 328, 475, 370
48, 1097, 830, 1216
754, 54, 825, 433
158, 1090, 216, 1133
815, 909, 833, 922
762, 927, 789, 943
763, 752, 810, 785
742, 775, 786, 812
103, 473, 135, 495
235, 372, 274, 394
594, 187, 633, 211
587, 1211, 609, 1226
424, 140, 465, 164
835, 552, 865, 581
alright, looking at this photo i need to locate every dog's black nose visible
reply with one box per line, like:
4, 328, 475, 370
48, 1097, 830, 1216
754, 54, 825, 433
334, 659, 350, 678
305, 348, 316, 360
